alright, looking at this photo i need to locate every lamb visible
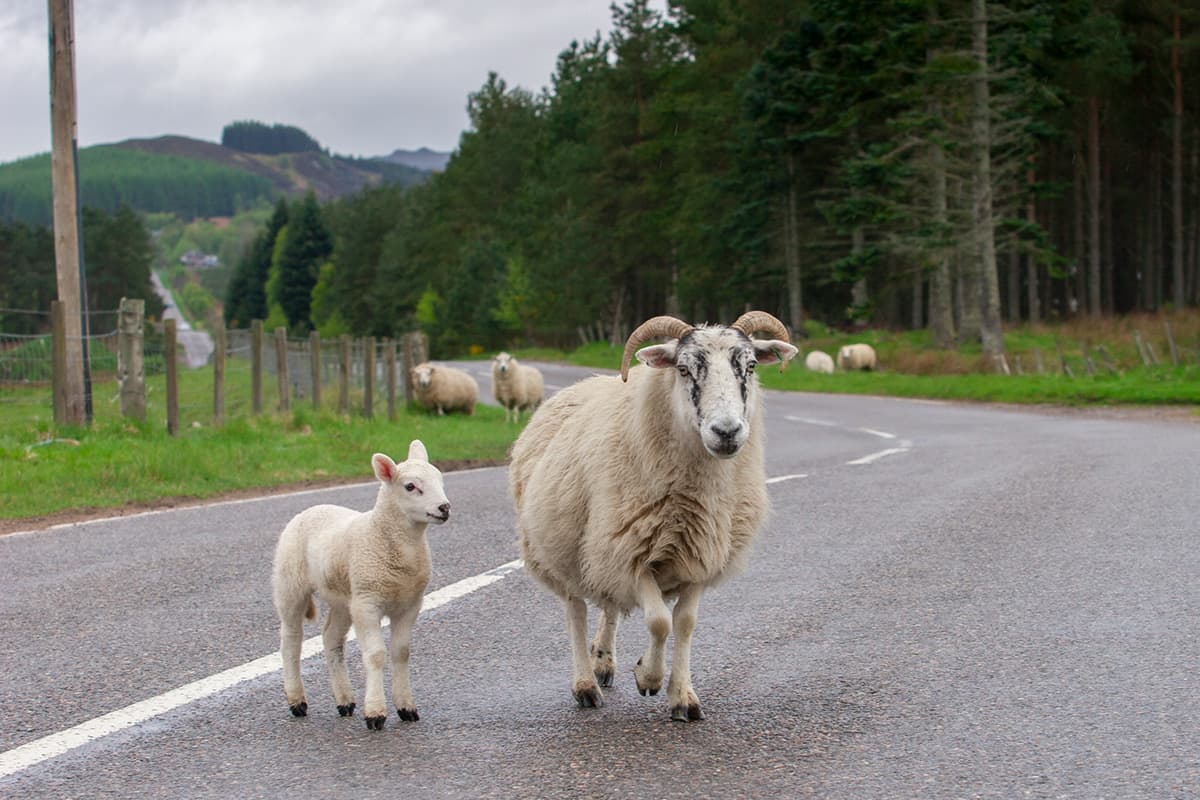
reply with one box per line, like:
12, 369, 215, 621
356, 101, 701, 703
491, 352, 545, 423
411, 362, 478, 415
805, 350, 835, 374
509, 311, 798, 722
271, 440, 451, 729
837, 343, 877, 371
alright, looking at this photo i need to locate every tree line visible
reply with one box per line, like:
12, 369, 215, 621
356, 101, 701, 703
225, 0, 1196, 359
221, 121, 324, 155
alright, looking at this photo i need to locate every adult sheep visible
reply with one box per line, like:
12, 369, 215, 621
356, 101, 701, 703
411, 362, 478, 415
492, 352, 544, 423
837, 343, 877, 371
805, 350, 835, 374
510, 311, 798, 722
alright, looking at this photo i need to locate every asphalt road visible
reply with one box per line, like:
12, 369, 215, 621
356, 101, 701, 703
152, 271, 213, 368
2, 362, 1198, 799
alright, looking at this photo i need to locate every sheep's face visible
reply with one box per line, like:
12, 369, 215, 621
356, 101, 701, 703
372, 440, 451, 525
493, 352, 513, 375
637, 326, 797, 459
412, 364, 435, 390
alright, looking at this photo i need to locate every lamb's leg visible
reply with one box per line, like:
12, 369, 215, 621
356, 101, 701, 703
388, 604, 421, 721
666, 583, 704, 722
351, 601, 389, 730
590, 605, 619, 687
633, 574, 671, 697
278, 596, 309, 717
567, 596, 602, 708
322, 603, 355, 717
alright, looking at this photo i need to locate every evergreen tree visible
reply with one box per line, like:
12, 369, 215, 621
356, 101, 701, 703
274, 192, 332, 331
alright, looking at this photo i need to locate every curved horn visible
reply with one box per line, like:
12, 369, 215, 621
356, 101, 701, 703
620, 316, 694, 382
731, 310, 792, 343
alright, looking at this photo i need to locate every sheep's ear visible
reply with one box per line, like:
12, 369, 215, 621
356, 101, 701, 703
752, 339, 799, 372
635, 342, 678, 370
372, 453, 398, 483
407, 439, 429, 463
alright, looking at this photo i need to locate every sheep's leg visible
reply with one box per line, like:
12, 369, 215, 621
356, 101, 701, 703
666, 583, 704, 722
278, 597, 309, 717
567, 597, 603, 708
351, 601, 389, 730
322, 603, 355, 717
388, 604, 421, 722
633, 574, 670, 697
590, 606, 619, 687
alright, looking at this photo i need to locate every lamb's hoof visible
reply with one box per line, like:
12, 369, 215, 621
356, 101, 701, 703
670, 703, 704, 722
289, 702, 308, 717
337, 703, 356, 717
396, 707, 420, 722
573, 683, 604, 709
596, 668, 614, 688
365, 715, 386, 730
591, 645, 615, 687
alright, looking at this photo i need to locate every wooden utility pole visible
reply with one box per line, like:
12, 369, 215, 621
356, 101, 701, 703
48, 0, 90, 425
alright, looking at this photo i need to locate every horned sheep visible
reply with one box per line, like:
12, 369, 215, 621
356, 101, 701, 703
805, 350, 835, 374
837, 343, 877, 371
509, 311, 798, 722
491, 352, 545, 423
411, 362, 478, 415
271, 440, 451, 729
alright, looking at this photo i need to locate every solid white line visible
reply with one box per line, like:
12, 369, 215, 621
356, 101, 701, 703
765, 474, 807, 484
0, 559, 524, 780
857, 427, 896, 439
846, 448, 909, 465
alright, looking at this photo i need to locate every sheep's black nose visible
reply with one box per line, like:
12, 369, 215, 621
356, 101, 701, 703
711, 420, 743, 441
438, 502, 451, 517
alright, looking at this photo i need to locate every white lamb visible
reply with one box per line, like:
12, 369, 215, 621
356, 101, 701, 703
805, 350, 835, 374
837, 343, 877, 371
491, 352, 545, 423
510, 311, 798, 722
271, 440, 451, 729
411, 362, 478, 415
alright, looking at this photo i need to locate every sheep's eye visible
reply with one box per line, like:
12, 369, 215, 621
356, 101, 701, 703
747, 361, 757, 372
676, 365, 689, 377
404, 482, 416, 492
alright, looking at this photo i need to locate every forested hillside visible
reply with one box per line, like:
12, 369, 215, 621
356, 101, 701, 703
230, 0, 1200, 359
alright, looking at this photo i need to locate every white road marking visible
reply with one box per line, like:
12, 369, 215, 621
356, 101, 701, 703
766, 474, 807, 484
0, 559, 524, 780
857, 427, 896, 439
846, 448, 909, 465
784, 415, 837, 427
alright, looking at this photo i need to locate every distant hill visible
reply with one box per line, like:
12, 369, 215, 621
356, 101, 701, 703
0, 135, 434, 226
377, 147, 451, 172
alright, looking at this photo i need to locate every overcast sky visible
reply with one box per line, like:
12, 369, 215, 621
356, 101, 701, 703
0, 1, 628, 164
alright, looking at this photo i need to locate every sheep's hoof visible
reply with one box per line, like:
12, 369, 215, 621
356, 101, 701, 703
670, 703, 704, 722
633, 658, 663, 697
289, 702, 308, 717
590, 645, 615, 688
365, 715, 387, 730
337, 703, 355, 717
396, 707, 420, 722
573, 683, 604, 709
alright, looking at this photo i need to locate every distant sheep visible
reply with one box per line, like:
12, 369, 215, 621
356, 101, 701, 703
272, 440, 451, 729
837, 343, 877, 371
805, 350, 835, 374
411, 362, 478, 415
492, 352, 545, 423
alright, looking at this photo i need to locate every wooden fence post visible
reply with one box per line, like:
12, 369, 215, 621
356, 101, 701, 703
275, 327, 290, 413
339, 334, 351, 414
213, 325, 226, 427
401, 331, 428, 404
310, 330, 321, 410
117, 297, 145, 420
363, 337, 376, 419
165, 318, 179, 436
251, 319, 264, 414
384, 338, 397, 421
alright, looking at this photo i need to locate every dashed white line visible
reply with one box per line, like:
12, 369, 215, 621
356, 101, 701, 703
0, 559, 524, 780
784, 415, 837, 427
766, 473, 807, 484
846, 447, 909, 465
857, 427, 896, 439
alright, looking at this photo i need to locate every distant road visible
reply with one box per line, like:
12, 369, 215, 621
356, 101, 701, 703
151, 271, 213, 368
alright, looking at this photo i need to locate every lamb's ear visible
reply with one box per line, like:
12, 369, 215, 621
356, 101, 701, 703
752, 339, 799, 372
407, 439, 429, 463
635, 342, 679, 370
372, 453, 397, 483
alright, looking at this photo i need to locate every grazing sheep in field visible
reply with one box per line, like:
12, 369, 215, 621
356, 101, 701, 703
837, 343, 877, 371
411, 362, 478, 415
272, 440, 451, 729
510, 311, 798, 722
492, 352, 545, 423
805, 350, 835, 374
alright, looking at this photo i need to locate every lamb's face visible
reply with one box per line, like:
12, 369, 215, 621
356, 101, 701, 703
372, 442, 451, 525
